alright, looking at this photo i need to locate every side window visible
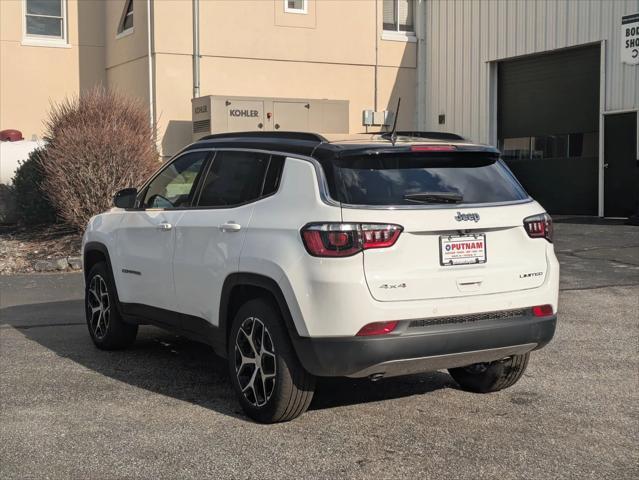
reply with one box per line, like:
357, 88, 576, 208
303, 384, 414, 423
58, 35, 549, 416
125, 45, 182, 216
143, 152, 207, 209
262, 155, 285, 196
197, 151, 272, 207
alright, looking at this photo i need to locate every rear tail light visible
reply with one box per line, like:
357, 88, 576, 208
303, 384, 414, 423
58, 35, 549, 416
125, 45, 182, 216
301, 223, 403, 257
356, 321, 399, 336
532, 304, 554, 317
523, 213, 553, 243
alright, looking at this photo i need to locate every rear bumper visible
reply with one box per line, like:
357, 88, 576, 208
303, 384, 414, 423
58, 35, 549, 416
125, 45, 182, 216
292, 313, 556, 378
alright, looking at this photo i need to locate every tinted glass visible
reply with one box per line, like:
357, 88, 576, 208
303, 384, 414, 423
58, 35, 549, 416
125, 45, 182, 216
383, 0, 396, 30
26, 16, 62, 36
332, 154, 528, 206
532, 135, 568, 159
26, 0, 61, 16
568, 132, 598, 157
398, 0, 414, 31
262, 156, 285, 196
287, 0, 305, 10
198, 151, 270, 207
500, 137, 531, 161
143, 152, 207, 208
120, 0, 133, 31
122, 13, 133, 31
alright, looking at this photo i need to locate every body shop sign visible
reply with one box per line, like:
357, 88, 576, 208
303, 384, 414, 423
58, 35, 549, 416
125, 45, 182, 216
622, 13, 639, 65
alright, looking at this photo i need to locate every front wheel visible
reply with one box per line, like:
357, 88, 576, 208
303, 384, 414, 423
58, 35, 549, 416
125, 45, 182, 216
85, 262, 138, 350
448, 353, 530, 393
228, 298, 315, 423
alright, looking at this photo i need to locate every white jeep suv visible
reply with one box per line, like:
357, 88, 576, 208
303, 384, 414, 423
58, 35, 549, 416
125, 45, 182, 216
82, 131, 558, 423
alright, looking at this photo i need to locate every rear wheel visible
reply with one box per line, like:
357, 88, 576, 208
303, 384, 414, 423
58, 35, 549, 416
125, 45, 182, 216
85, 262, 138, 350
448, 353, 530, 393
228, 298, 315, 423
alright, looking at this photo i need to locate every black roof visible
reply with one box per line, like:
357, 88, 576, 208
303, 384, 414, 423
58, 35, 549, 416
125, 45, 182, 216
184, 131, 500, 159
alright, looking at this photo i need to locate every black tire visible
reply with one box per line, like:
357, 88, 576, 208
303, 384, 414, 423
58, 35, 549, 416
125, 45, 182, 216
85, 262, 138, 350
228, 298, 315, 423
448, 353, 530, 393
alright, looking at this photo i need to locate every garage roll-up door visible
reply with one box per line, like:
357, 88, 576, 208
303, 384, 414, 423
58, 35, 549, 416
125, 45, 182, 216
498, 45, 600, 215
499, 46, 599, 137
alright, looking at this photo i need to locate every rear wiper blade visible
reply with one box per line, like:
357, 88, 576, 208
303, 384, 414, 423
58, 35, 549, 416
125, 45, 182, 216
403, 192, 463, 204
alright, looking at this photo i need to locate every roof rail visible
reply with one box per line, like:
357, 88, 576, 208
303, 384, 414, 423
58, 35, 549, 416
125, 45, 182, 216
198, 131, 327, 143
395, 131, 465, 141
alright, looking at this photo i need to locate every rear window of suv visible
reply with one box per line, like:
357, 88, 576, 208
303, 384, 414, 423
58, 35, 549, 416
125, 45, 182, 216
328, 152, 528, 206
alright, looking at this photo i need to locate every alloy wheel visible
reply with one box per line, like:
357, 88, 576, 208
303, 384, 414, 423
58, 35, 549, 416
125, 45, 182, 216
87, 274, 111, 340
234, 317, 277, 407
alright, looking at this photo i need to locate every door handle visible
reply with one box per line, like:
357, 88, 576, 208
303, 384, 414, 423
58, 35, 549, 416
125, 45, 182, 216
603, 163, 609, 169
157, 222, 172, 231
221, 222, 242, 232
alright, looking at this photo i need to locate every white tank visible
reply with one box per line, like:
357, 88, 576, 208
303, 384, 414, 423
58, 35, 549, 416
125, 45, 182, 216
0, 140, 45, 185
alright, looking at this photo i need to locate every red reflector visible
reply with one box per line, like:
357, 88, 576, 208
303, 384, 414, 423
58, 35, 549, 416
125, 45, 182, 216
327, 231, 350, 247
356, 321, 399, 336
411, 145, 457, 152
532, 305, 554, 317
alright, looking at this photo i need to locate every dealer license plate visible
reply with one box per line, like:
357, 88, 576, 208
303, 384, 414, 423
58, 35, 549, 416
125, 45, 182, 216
440, 234, 487, 266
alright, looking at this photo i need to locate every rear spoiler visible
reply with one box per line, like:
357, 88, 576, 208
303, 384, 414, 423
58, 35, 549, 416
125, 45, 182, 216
336, 144, 501, 158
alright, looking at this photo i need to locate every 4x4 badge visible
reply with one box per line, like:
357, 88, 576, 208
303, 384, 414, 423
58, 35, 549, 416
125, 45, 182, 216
455, 212, 480, 222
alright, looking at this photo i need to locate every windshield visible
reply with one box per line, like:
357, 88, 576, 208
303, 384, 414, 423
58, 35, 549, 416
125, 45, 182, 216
329, 153, 529, 206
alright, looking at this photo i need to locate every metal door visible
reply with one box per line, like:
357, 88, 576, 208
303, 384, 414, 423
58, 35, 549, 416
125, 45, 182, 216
604, 112, 639, 217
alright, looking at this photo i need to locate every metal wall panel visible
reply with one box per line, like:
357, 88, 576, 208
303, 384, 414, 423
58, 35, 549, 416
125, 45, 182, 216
421, 0, 639, 144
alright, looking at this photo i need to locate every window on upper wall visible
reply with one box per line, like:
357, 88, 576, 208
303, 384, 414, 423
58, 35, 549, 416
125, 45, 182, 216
118, 0, 134, 36
383, 0, 415, 35
284, 0, 307, 15
24, 0, 67, 44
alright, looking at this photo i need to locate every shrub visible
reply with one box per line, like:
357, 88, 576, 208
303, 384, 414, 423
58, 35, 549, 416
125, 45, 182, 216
12, 148, 58, 225
39, 87, 159, 230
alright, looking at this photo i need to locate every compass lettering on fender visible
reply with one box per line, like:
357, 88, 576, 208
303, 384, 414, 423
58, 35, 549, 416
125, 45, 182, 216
379, 283, 407, 289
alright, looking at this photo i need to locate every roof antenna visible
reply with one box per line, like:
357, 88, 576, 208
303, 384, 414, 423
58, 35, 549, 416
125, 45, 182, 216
389, 97, 401, 146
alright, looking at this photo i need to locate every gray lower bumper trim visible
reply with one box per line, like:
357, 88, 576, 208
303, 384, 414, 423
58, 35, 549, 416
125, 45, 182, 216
292, 314, 556, 377
347, 343, 537, 378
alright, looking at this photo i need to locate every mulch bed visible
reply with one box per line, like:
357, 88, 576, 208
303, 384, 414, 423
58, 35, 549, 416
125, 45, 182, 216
0, 224, 82, 275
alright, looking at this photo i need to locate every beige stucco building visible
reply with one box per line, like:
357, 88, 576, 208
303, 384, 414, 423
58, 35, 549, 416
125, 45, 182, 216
3, 1, 636, 217
1, 0, 419, 157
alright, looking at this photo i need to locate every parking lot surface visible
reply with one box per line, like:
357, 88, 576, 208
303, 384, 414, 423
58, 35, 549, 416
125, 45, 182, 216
1, 220, 637, 479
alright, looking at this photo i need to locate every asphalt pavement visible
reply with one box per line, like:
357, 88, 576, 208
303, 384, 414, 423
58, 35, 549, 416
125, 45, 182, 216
1, 219, 637, 479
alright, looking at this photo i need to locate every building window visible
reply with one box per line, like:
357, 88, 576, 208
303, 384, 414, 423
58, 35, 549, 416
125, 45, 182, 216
118, 0, 134, 36
499, 132, 598, 161
383, 0, 414, 33
24, 0, 67, 44
284, 0, 307, 15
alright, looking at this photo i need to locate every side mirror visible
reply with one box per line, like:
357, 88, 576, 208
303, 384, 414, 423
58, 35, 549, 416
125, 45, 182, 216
113, 188, 138, 209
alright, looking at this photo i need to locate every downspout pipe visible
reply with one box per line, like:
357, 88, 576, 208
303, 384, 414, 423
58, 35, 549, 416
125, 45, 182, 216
193, 0, 200, 98
146, 0, 155, 135
374, 0, 378, 112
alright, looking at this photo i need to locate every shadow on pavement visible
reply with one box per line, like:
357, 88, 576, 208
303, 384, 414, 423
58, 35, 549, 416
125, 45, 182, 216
1, 300, 453, 420
552, 215, 628, 225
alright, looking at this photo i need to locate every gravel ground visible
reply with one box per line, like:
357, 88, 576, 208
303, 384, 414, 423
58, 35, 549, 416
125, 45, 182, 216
0, 226, 81, 274
0, 221, 637, 479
